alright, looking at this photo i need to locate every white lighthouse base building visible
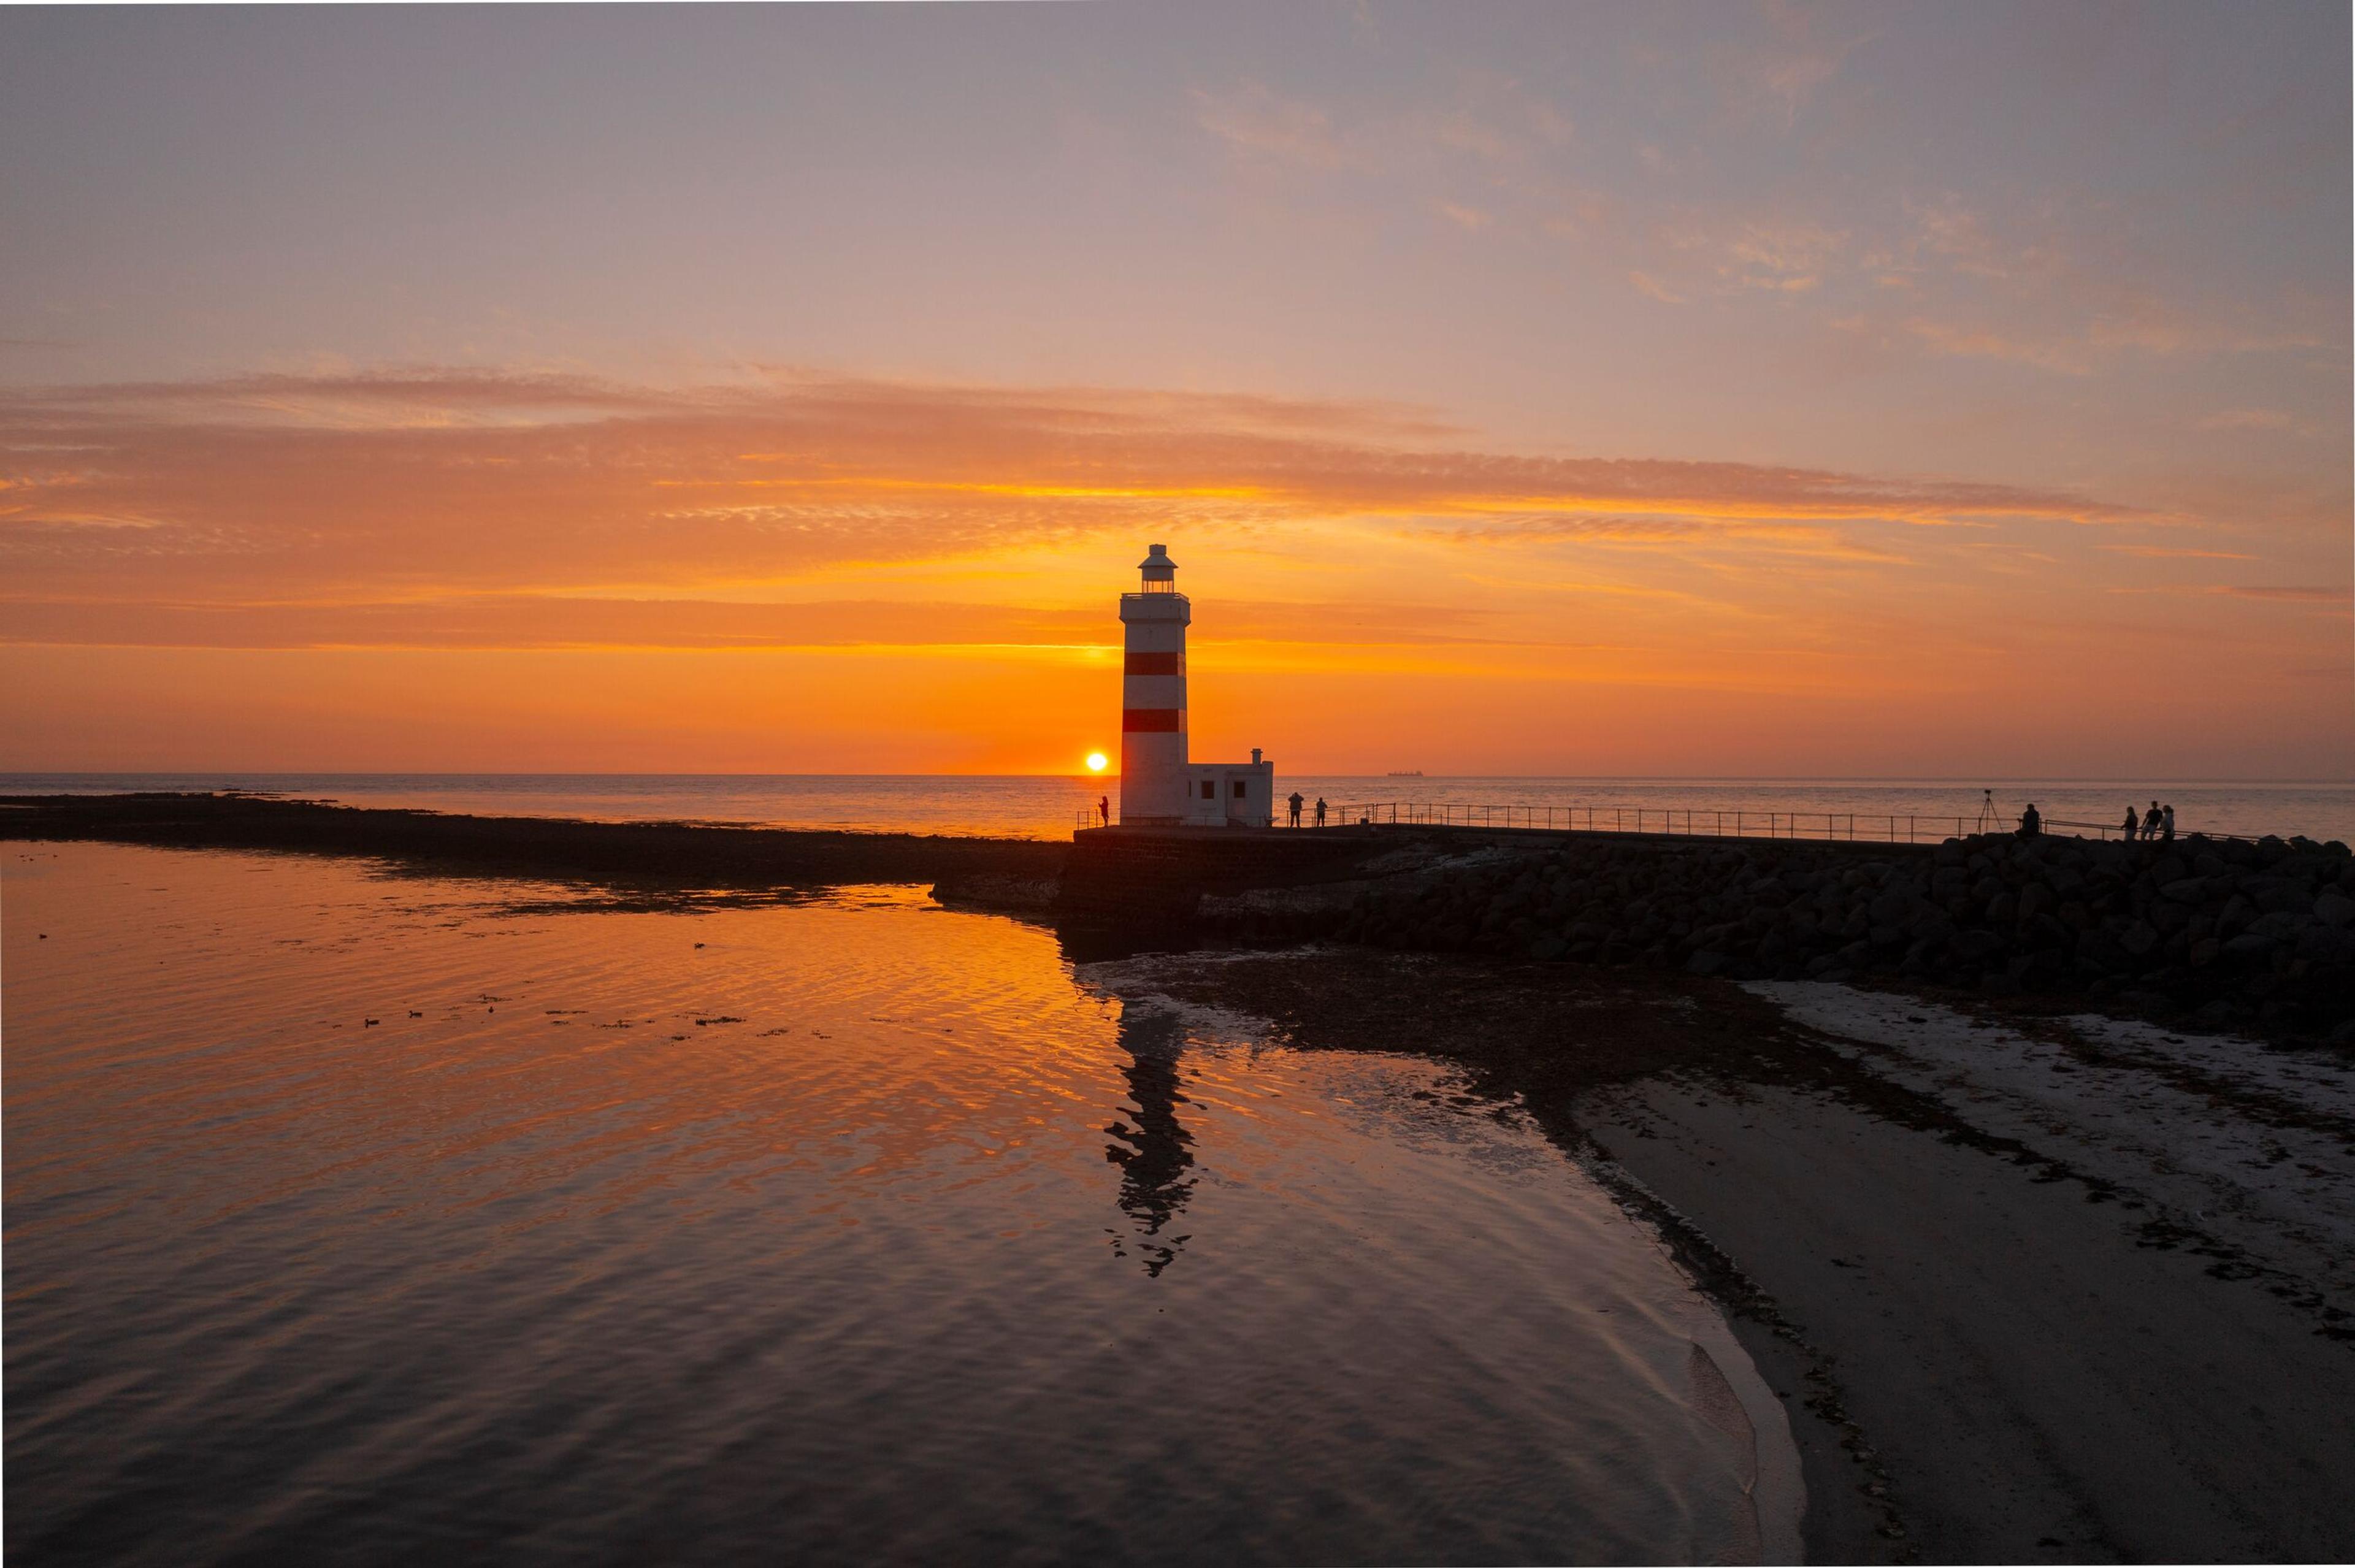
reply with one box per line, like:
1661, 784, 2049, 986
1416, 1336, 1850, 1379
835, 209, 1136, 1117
1179, 750, 1275, 828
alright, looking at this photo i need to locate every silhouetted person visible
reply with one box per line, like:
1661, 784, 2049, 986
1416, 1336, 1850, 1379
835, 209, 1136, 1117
2122, 806, 2140, 840
2143, 801, 2164, 842
1098, 795, 1109, 827
2018, 802, 2042, 838
1314, 796, 1327, 827
1287, 790, 1304, 828
2162, 802, 2176, 843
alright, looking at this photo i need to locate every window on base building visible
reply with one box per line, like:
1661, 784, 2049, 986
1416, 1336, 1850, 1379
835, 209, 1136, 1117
1231, 781, 1247, 798
1200, 781, 1215, 800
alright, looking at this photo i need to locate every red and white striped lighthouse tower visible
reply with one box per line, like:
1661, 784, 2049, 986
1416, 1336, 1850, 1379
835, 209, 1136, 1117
1118, 543, 1190, 824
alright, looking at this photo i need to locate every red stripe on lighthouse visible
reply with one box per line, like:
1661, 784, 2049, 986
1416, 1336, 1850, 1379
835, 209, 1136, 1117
1122, 708, 1184, 732
1122, 651, 1185, 675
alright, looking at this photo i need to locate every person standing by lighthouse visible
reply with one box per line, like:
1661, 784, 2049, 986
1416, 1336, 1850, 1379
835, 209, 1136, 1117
1118, 544, 1189, 824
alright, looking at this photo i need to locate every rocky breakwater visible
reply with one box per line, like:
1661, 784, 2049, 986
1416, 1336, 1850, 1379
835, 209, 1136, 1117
1216, 830, 2355, 1041
3, 792, 1072, 892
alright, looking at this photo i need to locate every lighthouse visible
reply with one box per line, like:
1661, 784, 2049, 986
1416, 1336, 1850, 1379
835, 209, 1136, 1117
1116, 544, 1274, 827
1118, 544, 1190, 824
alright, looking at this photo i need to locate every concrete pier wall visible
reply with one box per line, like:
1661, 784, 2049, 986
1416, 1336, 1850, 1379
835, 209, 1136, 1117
1057, 824, 1383, 917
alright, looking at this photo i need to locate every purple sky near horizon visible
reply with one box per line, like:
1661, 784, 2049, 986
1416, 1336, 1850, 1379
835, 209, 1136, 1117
1, 1, 2348, 776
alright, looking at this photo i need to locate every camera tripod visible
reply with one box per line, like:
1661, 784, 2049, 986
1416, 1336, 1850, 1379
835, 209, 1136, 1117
1972, 789, 2004, 835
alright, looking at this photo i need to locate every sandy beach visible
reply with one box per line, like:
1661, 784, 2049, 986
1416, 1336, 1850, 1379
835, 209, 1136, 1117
1123, 947, 2355, 1563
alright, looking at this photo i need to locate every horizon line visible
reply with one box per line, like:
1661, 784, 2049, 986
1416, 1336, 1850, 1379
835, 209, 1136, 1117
4, 771, 2351, 787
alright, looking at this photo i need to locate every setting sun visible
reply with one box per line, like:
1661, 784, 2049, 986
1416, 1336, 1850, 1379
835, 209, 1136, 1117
1085, 752, 1108, 773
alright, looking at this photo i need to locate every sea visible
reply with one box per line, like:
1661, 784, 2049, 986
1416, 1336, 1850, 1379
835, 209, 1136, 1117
5, 841, 1794, 1564
6, 770, 2348, 1560
6, 773, 2353, 844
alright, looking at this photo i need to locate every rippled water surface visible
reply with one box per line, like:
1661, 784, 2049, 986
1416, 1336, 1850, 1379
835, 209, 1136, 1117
5, 843, 1791, 1566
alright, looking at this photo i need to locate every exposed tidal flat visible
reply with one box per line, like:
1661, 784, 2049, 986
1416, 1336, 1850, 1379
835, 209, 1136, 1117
9, 801, 2355, 1562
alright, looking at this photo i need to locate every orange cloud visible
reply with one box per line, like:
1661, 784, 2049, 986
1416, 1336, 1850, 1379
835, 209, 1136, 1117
1902, 318, 2091, 375
0, 593, 1531, 652
2217, 584, 2350, 602
1, 367, 2141, 613
2097, 545, 2257, 560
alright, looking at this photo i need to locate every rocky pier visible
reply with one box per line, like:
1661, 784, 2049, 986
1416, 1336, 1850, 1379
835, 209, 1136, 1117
1174, 826, 2355, 1041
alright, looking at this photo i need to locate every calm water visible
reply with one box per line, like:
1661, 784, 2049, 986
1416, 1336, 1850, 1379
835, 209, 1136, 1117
5, 843, 1797, 1566
8, 772, 2353, 843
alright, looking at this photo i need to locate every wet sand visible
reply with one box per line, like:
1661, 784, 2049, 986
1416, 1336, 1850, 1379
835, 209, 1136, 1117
1126, 947, 2355, 1563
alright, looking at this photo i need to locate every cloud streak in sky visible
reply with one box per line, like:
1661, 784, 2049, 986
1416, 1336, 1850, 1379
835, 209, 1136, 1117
0, 592, 1555, 652
0, 367, 2145, 622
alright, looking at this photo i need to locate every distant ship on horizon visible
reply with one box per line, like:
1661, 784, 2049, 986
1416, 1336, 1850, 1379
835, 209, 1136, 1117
1386, 770, 1424, 777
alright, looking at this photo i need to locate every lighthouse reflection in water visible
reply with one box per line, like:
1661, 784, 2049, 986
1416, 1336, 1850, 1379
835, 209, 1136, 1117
1103, 1002, 1197, 1275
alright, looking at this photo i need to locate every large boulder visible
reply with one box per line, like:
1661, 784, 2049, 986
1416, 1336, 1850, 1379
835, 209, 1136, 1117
2246, 877, 2313, 916
1953, 928, 2008, 965
2222, 931, 2277, 961
1869, 889, 1916, 925
2295, 925, 2355, 966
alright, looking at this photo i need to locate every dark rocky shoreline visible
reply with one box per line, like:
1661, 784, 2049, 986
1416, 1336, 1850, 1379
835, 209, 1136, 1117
0, 792, 1069, 889
1200, 828, 2355, 1043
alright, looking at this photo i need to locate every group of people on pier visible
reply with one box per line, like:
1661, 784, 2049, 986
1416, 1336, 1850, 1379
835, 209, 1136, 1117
2017, 799, 2178, 841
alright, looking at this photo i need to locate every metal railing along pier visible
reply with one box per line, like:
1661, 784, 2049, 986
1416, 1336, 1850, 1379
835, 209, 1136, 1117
1314, 803, 2273, 846
1322, 802, 1972, 843
1078, 801, 2280, 846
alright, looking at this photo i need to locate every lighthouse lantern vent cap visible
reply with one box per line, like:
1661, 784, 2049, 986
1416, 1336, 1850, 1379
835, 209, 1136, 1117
1137, 543, 1178, 591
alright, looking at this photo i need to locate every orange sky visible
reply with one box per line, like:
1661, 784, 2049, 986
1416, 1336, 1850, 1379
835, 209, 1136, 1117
2, 365, 2345, 777
2, 6, 2348, 777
